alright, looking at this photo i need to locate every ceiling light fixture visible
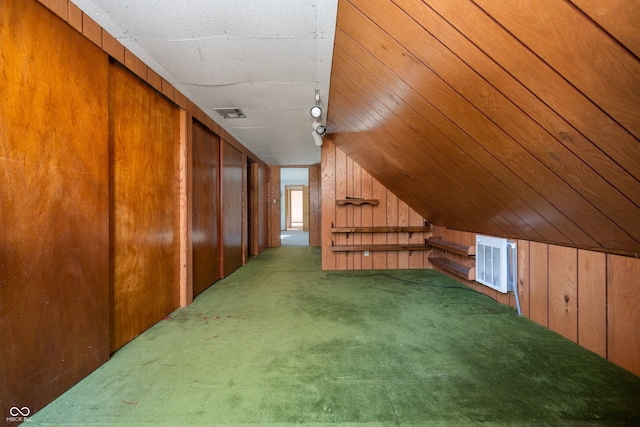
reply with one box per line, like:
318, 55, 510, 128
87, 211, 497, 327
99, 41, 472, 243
310, 105, 322, 119
310, 88, 322, 118
312, 120, 326, 136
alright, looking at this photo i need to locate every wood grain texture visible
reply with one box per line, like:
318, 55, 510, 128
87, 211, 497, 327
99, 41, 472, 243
308, 164, 321, 247
517, 240, 531, 318
321, 141, 430, 270
428, 0, 640, 189
548, 246, 578, 342
179, 110, 191, 306
361, 168, 374, 269
222, 141, 244, 276
570, 0, 640, 58
577, 250, 607, 358
399, 0, 640, 242
0, 0, 109, 413
330, 0, 640, 254
192, 120, 220, 296
109, 62, 180, 352
321, 141, 336, 269
529, 242, 549, 328
268, 166, 281, 248
248, 162, 258, 256
331, 21, 573, 244
474, 0, 640, 139
335, 146, 349, 270
607, 254, 640, 376
397, 200, 410, 269
348, 0, 637, 249
258, 163, 269, 252
386, 190, 399, 269
242, 153, 249, 264
352, 162, 362, 269
371, 175, 388, 268
346, 157, 355, 270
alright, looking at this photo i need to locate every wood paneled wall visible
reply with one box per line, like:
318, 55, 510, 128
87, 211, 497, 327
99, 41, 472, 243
222, 141, 244, 276
309, 164, 322, 247
109, 62, 181, 352
432, 226, 640, 377
329, 0, 640, 255
2, 0, 273, 420
248, 161, 269, 256
257, 163, 269, 252
0, 0, 110, 418
322, 140, 432, 270
268, 166, 282, 247
192, 120, 221, 295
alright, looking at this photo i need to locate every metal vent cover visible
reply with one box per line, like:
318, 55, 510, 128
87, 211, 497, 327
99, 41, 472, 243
214, 108, 246, 119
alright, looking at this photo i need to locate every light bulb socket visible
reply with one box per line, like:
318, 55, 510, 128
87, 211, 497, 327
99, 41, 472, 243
312, 120, 326, 136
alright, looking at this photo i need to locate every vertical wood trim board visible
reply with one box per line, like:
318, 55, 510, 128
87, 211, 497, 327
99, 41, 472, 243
516, 239, 531, 318
248, 162, 260, 256
178, 109, 191, 307
242, 152, 249, 265
269, 166, 282, 247
258, 163, 269, 253
308, 164, 322, 247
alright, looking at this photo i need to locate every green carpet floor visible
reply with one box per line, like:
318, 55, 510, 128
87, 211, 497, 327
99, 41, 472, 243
31, 247, 640, 426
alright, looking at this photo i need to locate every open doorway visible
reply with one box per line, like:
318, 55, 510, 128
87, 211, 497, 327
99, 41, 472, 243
285, 185, 308, 230
280, 168, 309, 246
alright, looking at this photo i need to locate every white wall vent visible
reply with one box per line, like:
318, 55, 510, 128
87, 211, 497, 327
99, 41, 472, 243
476, 235, 517, 294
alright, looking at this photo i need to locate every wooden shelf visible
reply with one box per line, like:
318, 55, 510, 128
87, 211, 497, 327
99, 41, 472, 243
429, 257, 476, 281
331, 244, 431, 252
331, 225, 432, 237
428, 237, 475, 256
336, 199, 379, 206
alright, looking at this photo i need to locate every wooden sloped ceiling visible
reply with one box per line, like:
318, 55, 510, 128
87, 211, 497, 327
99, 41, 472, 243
326, 0, 640, 255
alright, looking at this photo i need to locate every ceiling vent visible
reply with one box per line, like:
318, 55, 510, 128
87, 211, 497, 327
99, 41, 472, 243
214, 108, 246, 119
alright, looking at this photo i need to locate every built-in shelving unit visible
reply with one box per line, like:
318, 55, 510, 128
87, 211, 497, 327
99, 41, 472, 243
330, 223, 432, 253
427, 236, 476, 280
335, 198, 379, 206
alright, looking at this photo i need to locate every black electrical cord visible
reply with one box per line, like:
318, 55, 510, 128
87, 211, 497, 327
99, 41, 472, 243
325, 272, 478, 292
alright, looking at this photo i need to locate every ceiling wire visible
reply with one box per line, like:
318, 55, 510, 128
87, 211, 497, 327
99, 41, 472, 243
315, 1, 319, 99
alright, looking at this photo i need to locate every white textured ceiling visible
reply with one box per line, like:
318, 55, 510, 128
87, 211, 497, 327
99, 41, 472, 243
72, 0, 338, 165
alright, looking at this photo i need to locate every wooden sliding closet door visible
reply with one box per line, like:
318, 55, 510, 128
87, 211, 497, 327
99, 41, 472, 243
109, 62, 180, 352
192, 120, 220, 295
222, 141, 244, 276
0, 0, 110, 415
